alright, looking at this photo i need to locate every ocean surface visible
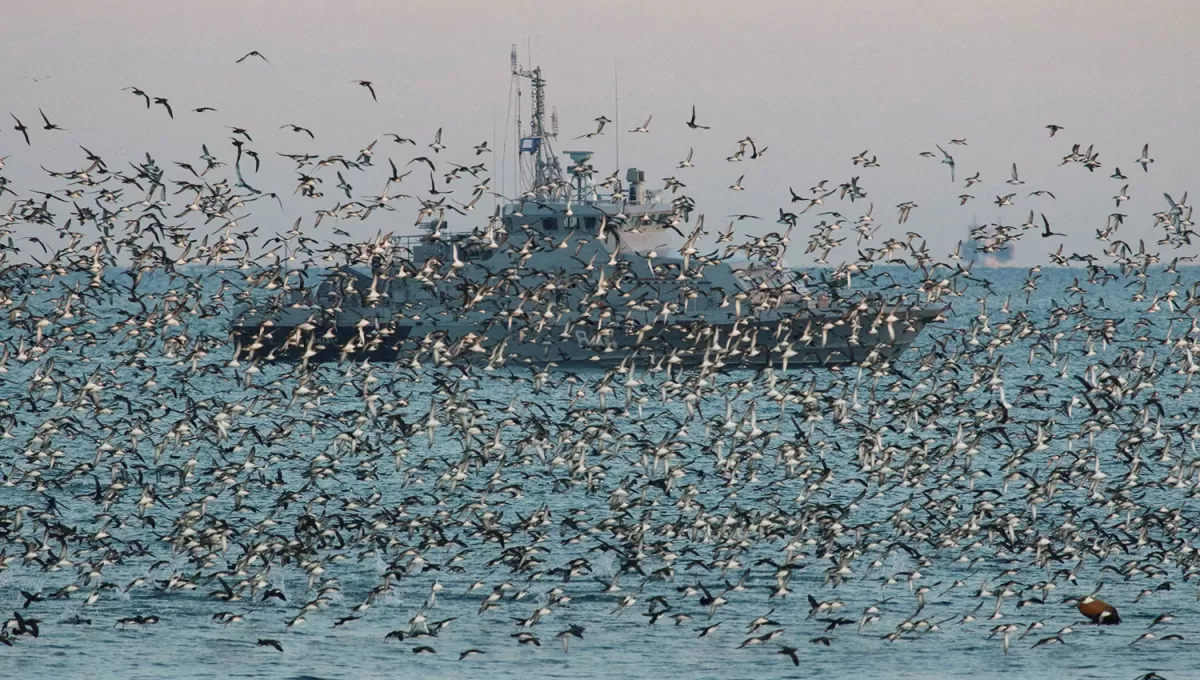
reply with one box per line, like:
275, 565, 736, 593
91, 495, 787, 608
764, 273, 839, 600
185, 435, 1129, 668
0, 266, 1197, 679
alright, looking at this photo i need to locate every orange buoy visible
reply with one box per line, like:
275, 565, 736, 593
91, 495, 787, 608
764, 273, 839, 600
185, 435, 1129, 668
1078, 596, 1121, 625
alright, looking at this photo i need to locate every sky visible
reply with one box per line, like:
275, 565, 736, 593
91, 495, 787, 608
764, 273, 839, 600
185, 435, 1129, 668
1, 0, 1198, 268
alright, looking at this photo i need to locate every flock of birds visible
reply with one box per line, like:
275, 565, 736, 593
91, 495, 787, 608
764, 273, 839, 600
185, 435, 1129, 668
0, 51, 1197, 679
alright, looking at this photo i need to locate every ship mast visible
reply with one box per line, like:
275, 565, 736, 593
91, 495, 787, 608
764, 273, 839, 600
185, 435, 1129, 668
512, 46, 563, 197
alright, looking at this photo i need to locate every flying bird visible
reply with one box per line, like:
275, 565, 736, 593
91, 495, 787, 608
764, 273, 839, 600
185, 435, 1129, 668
236, 50, 272, 65
1137, 144, 1154, 172
280, 124, 315, 139
153, 97, 174, 119
122, 86, 151, 108
936, 144, 955, 182
629, 116, 652, 133
10, 114, 30, 145
1040, 213, 1063, 238
355, 80, 378, 102
39, 109, 65, 131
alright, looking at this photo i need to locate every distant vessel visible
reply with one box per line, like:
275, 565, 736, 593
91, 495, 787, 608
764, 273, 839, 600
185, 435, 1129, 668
966, 216, 1015, 267
231, 56, 945, 368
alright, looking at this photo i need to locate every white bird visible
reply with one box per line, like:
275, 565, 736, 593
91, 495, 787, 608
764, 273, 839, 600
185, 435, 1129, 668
1006, 163, 1025, 185
429, 127, 446, 153
1114, 184, 1130, 207
1137, 143, 1154, 172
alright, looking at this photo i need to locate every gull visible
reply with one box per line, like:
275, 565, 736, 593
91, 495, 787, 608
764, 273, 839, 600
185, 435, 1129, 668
279, 124, 314, 139
729, 175, 744, 191
995, 193, 1015, 207
1029, 190, 1055, 199
473, 141, 490, 155
576, 116, 610, 139
1040, 214, 1063, 238
1006, 163, 1024, 185
39, 109, 65, 131
629, 115, 652, 133
193, 107, 217, 113
949, 138, 967, 145
122, 86, 151, 108
1111, 167, 1127, 180
936, 144, 955, 182
236, 51, 271, 65
964, 172, 981, 187
153, 97, 173, 118
896, 201, 917, 224
385, 133, 415, 144
686, 106, 710, 130
1136, 143, 1154, 172
459, 649, 485, 660
1046, 124, 1064, 137
958, 194, 975, 205
10, 114, 30, 145
1114, 184, 1130, 207
677, 148, 694, 169
429, 128, 446, 153
355, 80, 378, 102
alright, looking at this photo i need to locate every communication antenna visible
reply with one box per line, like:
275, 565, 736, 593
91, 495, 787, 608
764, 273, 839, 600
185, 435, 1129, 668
510, 44, 563, 193
510, 45, 518, 74
614, 59, 620, 175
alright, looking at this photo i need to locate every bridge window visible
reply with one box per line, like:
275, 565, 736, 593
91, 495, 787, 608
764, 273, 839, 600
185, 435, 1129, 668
541, 217, 558, 231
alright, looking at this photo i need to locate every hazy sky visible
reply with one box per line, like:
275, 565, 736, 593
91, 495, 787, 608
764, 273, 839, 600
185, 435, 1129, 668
2, 0, 1198, 267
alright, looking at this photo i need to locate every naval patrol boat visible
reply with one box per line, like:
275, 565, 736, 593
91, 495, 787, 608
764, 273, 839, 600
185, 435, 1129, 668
230, 61, 945, 369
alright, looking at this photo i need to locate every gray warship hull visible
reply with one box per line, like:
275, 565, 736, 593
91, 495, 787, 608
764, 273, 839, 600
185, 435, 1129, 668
231, 301, 943, 368
230, 61, 948, 369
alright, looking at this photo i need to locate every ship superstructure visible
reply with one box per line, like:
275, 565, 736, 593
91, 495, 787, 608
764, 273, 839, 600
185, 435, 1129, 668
231, 57, 945, 369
